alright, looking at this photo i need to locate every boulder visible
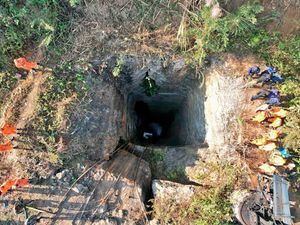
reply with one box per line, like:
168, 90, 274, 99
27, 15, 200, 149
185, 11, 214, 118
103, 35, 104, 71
152, 179, 196, 203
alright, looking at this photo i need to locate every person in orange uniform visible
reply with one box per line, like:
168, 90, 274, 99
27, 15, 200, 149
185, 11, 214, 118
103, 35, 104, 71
0, 122, 18, 135
0, 140, 15, 153
0, 178, 29, 196
0, 122, 28, 136
14, 57, 37, 71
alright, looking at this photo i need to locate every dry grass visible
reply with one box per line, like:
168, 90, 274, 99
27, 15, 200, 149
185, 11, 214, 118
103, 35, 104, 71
152, 159, 249, 225
64, 0, 187, 62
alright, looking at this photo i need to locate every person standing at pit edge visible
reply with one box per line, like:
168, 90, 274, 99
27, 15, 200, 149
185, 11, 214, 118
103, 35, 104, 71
0, 121, 26, 136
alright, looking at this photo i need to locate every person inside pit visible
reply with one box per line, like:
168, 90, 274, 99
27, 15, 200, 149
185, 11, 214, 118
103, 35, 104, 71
142, 122, 162, 141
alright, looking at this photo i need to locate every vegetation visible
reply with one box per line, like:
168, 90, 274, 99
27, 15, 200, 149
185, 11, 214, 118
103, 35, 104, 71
181, 3, 264, 64
0, 72, 17, 107
142, 73, 159, 96
0, 1, 86, 163
33, 63, 87, 153
147, 150, 166, 163
166, 166, 186, 181
112, 55, 125, 77
0, 0, 299, 223
181, 2, 300, 185
191, 163, 242, 225
0, 0, 77, 70
153, 162, 243, 225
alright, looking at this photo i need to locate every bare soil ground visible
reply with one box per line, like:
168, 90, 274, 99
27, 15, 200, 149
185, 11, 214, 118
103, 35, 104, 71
0, 72, 49, 181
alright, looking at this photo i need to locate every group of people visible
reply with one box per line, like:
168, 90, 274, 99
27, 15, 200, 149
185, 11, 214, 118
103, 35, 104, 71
246, 65, 295, 175
248, 65, 284, 111
0, 57, 39, 196
0, 122, 22, 153
1, 57, 39, 152
0, 122, 31, 196
247, 65, 284, 85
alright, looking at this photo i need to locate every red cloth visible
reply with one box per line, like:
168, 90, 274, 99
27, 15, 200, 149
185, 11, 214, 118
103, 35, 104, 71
14, 57, 37, 71
0, 141, 13, 152
1, 122, 17, 135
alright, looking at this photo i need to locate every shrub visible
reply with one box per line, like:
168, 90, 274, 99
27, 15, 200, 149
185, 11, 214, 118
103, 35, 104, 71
0, 0, 76, 70
283, 109, 300, 150
142, 73, 159, 96
33, 63, 87, 151
182, 3, 264, 64
152, 162, 243, 225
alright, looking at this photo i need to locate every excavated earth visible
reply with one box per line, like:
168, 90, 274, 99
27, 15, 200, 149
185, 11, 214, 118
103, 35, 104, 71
0, 53, 270, 224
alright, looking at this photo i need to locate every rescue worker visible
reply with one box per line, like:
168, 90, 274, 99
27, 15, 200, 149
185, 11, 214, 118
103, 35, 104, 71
247, 66, 260, 78
256, 71, 272, 85
143, 122, 162, 141
265, 65, 277, 74
0, 140, 15, 153
265, 97, 281, 106
0, 122, 30, 136
0, 122, 18, 135
257, 65, 284, 84
14, 57, 37, 71
143, 132, 153, 139
270, 72, 284, 83
251, 89, 279, 101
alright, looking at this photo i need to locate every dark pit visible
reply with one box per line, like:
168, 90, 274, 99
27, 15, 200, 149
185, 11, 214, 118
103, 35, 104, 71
126, 78, 206, 146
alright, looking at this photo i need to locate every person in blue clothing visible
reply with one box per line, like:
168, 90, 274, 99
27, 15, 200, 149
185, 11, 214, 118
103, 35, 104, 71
270, 72, 284, 83
251, 88, 280, 101
256, 71, 272, 85
257, 65, 284, 84
265, 65, 277, 74
247, 66, 260, 78
265, 97, 281, 106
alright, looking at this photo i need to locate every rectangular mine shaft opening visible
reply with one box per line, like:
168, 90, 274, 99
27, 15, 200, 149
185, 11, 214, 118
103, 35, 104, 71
126, 85, 206, 146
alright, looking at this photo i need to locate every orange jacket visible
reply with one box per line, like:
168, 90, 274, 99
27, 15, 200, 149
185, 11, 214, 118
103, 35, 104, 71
14, 57, 37, 71
0, 141, 13, 152
1, 122, 17, 135
0, 178, 29, 195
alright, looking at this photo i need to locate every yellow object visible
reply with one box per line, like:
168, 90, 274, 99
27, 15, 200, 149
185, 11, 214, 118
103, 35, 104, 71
251, 137, 267, 146
269, 155, 286, 166
270, 107, 288, 118
253, 112, 268, 123
269, 117, 283, 128
267, 130, 280, 141
258, 142, 277, 151
259, 163, 276, 175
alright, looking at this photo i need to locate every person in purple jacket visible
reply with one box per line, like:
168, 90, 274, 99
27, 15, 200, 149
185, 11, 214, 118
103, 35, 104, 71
247, 66, 260, 78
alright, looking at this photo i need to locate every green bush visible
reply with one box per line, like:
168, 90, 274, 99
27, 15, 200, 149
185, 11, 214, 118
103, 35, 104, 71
283, 109, 300, 150
0, 0, 76, 70
190, 163, 241, 225
152, 162, 242, 224
183, 3, 264, 64
112, 55, 125, 77
142, 74, 159, 96
34, 63, 87, 151
0, 72, 18, 108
